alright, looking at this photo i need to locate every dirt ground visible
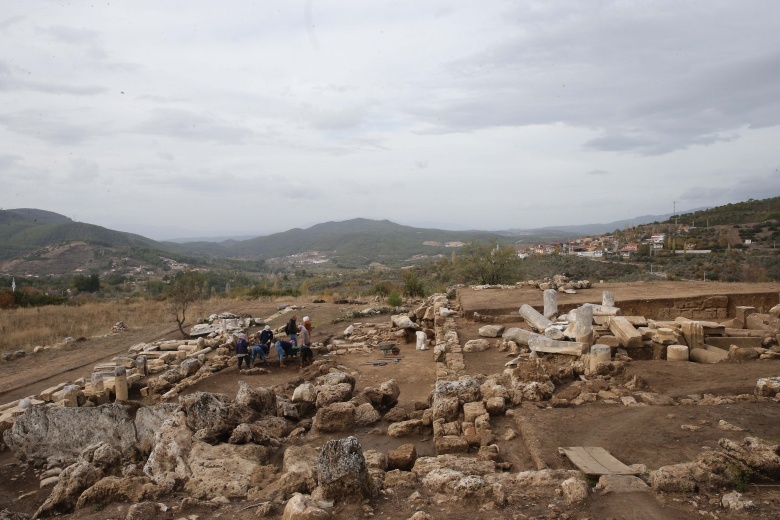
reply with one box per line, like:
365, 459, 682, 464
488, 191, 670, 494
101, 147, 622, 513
2, 286, 780, 519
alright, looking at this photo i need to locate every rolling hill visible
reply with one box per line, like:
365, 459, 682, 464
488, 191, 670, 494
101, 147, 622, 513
0, 209, 160, 262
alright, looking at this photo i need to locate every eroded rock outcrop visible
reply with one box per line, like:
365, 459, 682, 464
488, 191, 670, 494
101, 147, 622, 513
316, 437, 375, 500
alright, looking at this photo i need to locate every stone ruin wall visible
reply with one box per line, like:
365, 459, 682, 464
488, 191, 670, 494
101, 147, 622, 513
463, 291, 779, 322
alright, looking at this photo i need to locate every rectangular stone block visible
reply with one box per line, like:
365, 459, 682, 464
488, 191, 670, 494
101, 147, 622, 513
608, 317, 643, 348
705, 336, 764, 350
735, 306, 756, 328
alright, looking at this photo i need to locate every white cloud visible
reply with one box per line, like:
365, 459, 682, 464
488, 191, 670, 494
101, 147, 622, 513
0, 1, 777, 238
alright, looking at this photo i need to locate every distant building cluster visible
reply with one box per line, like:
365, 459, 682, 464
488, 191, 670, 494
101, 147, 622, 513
514, 225, 707, 260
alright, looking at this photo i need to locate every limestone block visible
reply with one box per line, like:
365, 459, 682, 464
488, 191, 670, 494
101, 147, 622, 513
462, 401, 486, 423
528, 336, 587, 356
478, 325, 505, 338
755, 377, 780, 397
314, 402, 356, 433
586, 304, 621, 316
597, 335, 621, 348
387, 419, 425, 438
485, 396, 506, 416
608, 317, 643, 348
735, 306, 756, 328
40, 383, 67, 402
387, 444, 417, 471
292, 383, 317, 403
689, 347, 728, 364
184, 442, 267, 499
434, 436, 469, 454
463, 339, 490, 353
281, 493, 329, 520
5, 403, 137, 465
416, 331, 428, 350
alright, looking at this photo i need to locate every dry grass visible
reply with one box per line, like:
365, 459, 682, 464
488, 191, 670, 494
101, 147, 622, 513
0, 295, 326, 354
0, 299, 176, 353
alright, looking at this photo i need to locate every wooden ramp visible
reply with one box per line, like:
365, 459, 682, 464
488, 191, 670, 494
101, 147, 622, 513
558, 447, 639, 476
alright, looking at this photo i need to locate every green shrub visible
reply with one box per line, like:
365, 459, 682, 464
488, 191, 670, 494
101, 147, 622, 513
387, 291, 402, 307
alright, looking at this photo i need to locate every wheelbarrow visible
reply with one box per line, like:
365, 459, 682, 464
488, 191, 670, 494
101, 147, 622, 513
377, 342, 400, 356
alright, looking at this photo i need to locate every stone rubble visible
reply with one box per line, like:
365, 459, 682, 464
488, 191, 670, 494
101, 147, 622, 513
1, 288, 779, 518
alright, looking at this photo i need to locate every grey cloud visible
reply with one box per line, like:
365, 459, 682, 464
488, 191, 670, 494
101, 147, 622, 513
68, 158, 100, 182
0, 153, 22, 171
301, 104, 367, 131
37, 25, 100, 45
678, 172, 780, 208
410, 3, 780, 155
136, 108, 254, 144
0, 60, 106, 96
585, 169, 609, 176
157, 151, 174, 161
0, 110, 102, 145
0, 15, 24, 31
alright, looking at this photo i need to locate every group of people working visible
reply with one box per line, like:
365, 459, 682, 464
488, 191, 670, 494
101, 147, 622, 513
233, 314, 314, 370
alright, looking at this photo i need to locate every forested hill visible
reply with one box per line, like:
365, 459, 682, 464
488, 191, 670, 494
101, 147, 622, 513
214, 218, 509, 266
0, 209, 159, 261
669, 196, 780, 226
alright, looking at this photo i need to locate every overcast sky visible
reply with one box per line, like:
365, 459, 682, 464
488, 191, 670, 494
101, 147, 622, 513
1, 1, 779, 240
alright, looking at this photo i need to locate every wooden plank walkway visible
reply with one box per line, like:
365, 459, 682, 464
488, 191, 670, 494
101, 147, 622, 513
558, 446, 640, 476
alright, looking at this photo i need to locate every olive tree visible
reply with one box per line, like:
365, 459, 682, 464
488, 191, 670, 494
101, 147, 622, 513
167, 270, 205, 337
458, 240, 523, 285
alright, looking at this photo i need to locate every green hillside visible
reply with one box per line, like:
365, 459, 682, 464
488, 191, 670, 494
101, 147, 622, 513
669, 196, 780, 226
0, 209, 160, 261
224, 218, 511, 266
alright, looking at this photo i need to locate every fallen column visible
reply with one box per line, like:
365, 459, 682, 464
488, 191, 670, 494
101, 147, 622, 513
543, 289, 558, 320
520, 304, 552, 332
503, 327, 541, 347
680, 321, 704, 350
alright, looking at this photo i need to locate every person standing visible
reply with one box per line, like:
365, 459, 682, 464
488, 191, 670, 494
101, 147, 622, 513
298, 324, 313, 368
259, 325, 274, 349
235, 333, 250, 371
286, 315, 298, 346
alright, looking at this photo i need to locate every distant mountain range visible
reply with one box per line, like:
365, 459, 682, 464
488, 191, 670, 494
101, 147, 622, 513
1, 197, 777, 275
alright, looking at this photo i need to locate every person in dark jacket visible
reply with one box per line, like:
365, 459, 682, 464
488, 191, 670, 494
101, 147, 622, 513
275, 340, 294, 368
285, 315, 298, 346
235, 333, 249, 370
